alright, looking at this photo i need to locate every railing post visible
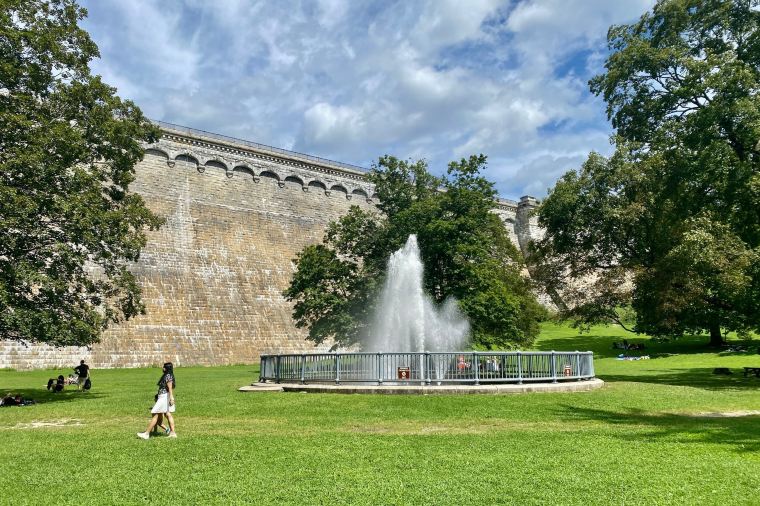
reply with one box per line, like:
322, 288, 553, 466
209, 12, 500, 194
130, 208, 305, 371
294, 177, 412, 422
275, 355, 281, 384
517, 351, 523, 384
259, 355, 265, 383
335, 354, 341, 385
300, 354, 306, 384
377, 352, 382, 385
425, 352, 431, 385
500, 354, 506, 380
575, 351, 580, 381
551, 351, 557, 383
473, 352, 479, 385
588, 351, 595, 378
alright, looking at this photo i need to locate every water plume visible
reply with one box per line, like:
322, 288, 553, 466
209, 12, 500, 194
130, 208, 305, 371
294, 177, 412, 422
365, 235, 470, 353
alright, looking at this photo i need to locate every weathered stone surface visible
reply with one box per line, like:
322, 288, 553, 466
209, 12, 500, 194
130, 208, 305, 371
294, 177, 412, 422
1, 125, 541, 370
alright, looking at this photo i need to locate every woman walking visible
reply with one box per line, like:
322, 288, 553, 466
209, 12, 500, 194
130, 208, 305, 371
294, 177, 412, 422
137, 362, 177, 439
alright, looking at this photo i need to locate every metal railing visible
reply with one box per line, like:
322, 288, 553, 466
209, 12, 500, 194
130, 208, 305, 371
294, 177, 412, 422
259, 351, 595, 385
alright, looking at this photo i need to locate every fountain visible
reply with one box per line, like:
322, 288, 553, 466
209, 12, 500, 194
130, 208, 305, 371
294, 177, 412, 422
367, 235, 470, 352
254, 235, 599, 393
365, 235, 469, 380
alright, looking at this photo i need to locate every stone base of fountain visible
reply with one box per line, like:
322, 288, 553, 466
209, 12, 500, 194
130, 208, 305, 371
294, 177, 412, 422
240, 378, 604, 395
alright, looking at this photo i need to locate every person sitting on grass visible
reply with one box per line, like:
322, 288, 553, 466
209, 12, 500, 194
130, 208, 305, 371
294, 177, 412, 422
47, 375, 65, 393
1, 393, 34, 406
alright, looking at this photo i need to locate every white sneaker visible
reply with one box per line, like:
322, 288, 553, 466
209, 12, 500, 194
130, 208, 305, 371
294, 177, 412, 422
167, 432, 177, 438
136, 432, 150, 440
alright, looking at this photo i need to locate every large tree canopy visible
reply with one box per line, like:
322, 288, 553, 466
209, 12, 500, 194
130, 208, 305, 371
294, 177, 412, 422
532, 0, 760, 345
0, 0, 162, 346
285, 155, 545, 350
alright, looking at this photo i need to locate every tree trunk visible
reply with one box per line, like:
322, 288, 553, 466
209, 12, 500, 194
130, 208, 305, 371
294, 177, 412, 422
708, 323, 724, 347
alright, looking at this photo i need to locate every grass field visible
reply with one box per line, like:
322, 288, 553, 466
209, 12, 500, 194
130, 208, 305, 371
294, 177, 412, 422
1, 324, 759, 505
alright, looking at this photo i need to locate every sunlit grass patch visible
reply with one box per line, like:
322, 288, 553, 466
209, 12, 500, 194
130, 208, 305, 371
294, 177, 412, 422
1, 325, 759, 505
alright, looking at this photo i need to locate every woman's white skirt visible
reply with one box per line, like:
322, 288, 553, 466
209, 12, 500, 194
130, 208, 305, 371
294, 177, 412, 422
151, 393, 176, 414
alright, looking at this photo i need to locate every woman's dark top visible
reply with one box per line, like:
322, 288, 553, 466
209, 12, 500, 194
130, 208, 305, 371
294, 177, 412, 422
157, 373, 174, 395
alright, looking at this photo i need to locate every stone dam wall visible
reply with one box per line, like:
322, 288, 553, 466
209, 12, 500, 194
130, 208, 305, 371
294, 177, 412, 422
0, 124, 542, 370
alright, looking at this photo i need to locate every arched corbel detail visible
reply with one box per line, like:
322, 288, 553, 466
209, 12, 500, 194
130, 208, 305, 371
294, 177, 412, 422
232, 164, 256, 181
307, 180, 326, 193
144, 147, 170, 160
174, 153, 201, 172
330, 184, 349, 199
144, 147, 175, 168
284, 175, 305, 190
166, 149, 178, 167
258, 170, 280, 185
202, 158, 229, 176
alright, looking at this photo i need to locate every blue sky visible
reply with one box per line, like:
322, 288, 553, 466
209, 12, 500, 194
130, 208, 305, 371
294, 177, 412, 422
80, 0, 654, 200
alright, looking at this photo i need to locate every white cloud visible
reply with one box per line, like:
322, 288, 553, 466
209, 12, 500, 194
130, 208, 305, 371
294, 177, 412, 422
86, 0, 200, 92
303, 102, 362, 144
411, 0, 502, 51
317, 0, 349, 28
507, 0, 654, 53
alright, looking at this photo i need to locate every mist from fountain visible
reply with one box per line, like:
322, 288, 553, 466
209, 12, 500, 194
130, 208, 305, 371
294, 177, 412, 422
365, 235, 470, 358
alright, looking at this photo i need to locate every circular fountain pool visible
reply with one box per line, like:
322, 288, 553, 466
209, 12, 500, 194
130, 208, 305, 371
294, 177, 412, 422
253, 350, 601, 394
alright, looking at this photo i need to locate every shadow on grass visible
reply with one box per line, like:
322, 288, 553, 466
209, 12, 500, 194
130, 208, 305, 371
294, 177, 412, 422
599, 367, 760, 390
555, 403, 760, 453
536, 333, 752, 360
0, 387, 104, 405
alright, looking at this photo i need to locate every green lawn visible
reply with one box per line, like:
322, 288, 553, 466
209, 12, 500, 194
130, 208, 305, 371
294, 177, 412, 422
1, 325, 759, 505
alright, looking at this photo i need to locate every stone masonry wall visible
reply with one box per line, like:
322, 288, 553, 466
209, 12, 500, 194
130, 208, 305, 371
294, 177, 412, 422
0, 125, 540, 369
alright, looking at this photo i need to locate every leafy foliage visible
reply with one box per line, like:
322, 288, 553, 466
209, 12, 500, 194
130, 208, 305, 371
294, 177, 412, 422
284, 155, 545, 350
532, 0, 760, 344
0, 1, 163, 346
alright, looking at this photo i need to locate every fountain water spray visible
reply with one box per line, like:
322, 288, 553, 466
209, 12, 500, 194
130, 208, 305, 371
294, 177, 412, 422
366, 235, 470, 379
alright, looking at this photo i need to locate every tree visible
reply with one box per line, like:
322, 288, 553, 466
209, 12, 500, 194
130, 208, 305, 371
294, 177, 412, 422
0, 1, 163, 347
531, 0, 760, 345
284, 155, 545, 350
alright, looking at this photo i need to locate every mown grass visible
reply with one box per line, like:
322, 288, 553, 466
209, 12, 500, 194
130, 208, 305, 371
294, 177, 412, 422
1, 324, 759, 505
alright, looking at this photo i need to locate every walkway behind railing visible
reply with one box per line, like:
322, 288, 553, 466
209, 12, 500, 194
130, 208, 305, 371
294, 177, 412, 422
259, 351, 595, 385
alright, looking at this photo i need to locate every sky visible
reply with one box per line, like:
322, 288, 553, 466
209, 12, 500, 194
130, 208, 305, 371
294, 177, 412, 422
79, 0, 655, 201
